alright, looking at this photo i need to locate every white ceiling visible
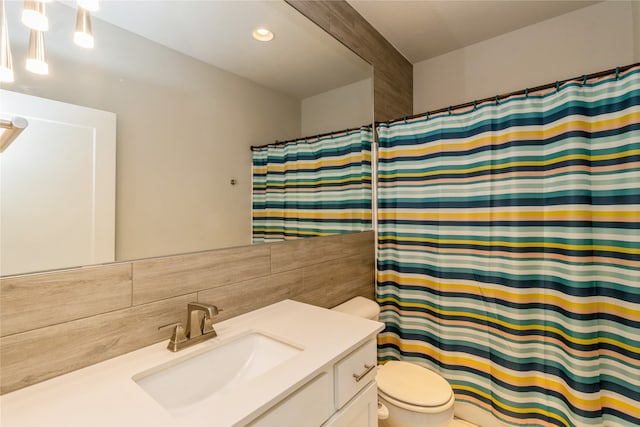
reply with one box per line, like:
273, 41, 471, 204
91, 1, 371, 100
347, 0, 599, 63
19, 1, 602, 99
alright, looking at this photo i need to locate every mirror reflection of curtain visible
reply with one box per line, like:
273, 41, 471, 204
251, 127, 372, 243
377, 66, 640, 427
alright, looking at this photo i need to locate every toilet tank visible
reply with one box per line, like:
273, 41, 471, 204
332, 296, 380, 320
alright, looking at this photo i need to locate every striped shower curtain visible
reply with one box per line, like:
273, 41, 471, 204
252, 127, 372, 243
377, 67, 639, 427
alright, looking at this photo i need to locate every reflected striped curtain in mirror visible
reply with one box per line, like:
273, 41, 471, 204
251, 127, 372, 243
377, 66, 640, 427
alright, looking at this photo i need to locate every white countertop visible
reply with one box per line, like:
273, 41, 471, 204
1, 300, 383, 427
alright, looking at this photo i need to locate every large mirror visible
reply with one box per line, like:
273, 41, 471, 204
0, 0, 373, 276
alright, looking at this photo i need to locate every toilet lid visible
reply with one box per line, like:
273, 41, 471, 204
376, 361, 453, 407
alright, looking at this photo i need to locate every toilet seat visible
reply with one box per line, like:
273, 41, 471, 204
377, 361, 454, 413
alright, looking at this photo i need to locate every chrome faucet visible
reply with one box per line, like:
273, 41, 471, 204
159, 302, 221, 352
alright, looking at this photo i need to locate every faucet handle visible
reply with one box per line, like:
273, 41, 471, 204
158, 321, 188, 352
186, 302, 221, 338
201, 316, 218, 337
188, 302, 220, 318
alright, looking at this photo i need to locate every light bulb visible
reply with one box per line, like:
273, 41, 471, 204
77, 0, 99, 12
74, 7, 93, 48
252, 27, 274, 42
22, 1, 49, 32
0, 66, 13, 82
1, 0, 14, 82
74, 31, 93, 49
26, 57, 47, 74
26, 30, 47, 75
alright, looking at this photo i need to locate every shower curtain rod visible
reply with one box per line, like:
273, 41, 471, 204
378, 62, 640, 126
250, 123, 372, 150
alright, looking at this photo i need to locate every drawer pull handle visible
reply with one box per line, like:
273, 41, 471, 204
353, 364, 375, 382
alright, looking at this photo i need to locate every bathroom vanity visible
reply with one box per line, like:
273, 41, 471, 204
0, 300, 383, 426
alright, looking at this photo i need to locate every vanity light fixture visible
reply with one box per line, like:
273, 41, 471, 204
252, 27, 274, 42
77, 0, 99, 13
74, 6, 93, 49
0, 0, 14, 83
22, 0, 49, 32
14, 0, 97, 78
26, 29, 48, 75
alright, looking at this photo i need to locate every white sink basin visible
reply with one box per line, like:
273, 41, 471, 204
132, 332, 302, 413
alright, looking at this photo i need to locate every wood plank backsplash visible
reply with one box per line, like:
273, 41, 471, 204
0, 231, 375, 394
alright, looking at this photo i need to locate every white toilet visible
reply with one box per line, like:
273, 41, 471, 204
333, 297, 456, 427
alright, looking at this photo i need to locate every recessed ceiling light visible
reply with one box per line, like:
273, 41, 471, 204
252, 27, 273, 42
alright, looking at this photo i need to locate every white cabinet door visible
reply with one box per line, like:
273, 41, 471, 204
248, 372, 334, 427
0, 90, 116, 275
324, 381, 378, 427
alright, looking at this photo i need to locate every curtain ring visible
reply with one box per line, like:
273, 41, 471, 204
525, 88, 529, 98
615, 67, 620, 80
424, 112, 429, 121
473, 100, 477, 110
582, 75, 587, 86
495, 95, 500, 105
555, 81, 560, 92
403, 116, 408, 124
448, 106, 452, 115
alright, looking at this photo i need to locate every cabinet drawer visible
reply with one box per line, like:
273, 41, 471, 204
334, 339, 377, 409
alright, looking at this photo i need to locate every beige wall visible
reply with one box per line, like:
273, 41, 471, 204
6, 3, 301, 262
301, 78, 373, 136
413, 1, 636, 113
634, 0, 640, 62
